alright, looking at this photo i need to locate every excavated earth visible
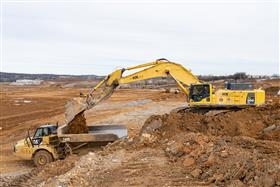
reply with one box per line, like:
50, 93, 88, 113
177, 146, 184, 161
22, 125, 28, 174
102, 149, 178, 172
146, 103, 280, 141
7, 102, 279, 187
1, 84, 280, 187
139, 104, 280, 186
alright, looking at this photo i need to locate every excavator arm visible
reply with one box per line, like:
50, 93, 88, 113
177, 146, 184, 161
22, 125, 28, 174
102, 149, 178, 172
118, 59, 200, 95
65, 59, 201, 123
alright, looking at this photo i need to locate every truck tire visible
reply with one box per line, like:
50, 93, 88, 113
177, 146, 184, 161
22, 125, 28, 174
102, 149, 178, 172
33, 150, 53, 167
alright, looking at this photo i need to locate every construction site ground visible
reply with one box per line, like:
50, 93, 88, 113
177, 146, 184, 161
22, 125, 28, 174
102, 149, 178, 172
0, 80, 280, 187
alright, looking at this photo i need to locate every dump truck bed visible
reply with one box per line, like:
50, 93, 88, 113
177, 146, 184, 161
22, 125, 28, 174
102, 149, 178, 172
57, 124, 128, 143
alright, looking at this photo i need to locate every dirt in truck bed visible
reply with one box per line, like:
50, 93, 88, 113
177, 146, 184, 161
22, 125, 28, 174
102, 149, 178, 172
66, 112, 89, 134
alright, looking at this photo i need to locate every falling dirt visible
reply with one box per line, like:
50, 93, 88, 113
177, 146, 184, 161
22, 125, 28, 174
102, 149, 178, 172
66, 112, 88, 134
64, 80, 117, 134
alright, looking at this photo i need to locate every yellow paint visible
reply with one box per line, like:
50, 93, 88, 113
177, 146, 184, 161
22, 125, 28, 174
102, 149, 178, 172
14, 136, 59, 160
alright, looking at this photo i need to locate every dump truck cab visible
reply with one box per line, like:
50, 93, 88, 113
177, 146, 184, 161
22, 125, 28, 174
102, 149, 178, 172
31, 124, 58, 145
14, 124, 59, 166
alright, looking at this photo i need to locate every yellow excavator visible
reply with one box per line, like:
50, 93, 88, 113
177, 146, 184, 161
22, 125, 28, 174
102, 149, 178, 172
65, 58, 265, 123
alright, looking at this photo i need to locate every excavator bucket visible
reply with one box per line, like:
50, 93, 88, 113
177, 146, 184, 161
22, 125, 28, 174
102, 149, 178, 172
65, 82, 117, 124
65, 97, 88, 124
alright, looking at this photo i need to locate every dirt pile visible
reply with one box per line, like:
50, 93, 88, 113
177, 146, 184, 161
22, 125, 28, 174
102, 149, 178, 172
265, 86, 280, 95
42, 150, 129, 186
67, 112, 88, 134
137, 104, 280, 186
0, 155, 79, 187
143, 104, 280, 141
44, 147, 211, 187
160, 133, 280, 186
20, 103, 280, 187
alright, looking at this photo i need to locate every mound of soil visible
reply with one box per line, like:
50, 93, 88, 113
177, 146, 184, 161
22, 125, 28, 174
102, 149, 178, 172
52, 102, 280, 186
265, 86, 280, 95
0, 155, 79, 187
67, 112, 88, 134
137, 104, 280, 186
10, 103, 279, 187
144, 104, 280, 141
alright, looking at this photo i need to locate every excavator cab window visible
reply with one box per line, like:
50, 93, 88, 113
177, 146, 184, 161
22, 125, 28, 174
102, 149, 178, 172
190, 84, 210, 102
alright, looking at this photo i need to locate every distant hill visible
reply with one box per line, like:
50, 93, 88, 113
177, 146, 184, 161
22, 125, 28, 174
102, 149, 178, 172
1, 71, 276, 83
0, 72, 105, 82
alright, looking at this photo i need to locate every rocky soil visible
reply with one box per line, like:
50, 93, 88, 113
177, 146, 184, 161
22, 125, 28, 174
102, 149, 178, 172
13, 102, 278, 187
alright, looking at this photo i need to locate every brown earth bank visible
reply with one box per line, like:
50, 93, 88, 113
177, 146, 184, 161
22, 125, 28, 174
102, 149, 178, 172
144, 103, 280, 141
54, 104, 279, 187
137, 103, 280, 186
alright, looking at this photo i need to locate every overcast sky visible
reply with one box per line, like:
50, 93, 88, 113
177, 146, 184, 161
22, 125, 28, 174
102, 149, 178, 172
1, 0, 279, 75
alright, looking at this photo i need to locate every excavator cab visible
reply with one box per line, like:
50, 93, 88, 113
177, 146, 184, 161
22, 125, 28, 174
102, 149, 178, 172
189, 84, 212, 103
189, 82, 265, 108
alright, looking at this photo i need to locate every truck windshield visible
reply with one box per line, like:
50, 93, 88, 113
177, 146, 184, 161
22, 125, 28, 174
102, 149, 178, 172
34, 128, 49, 137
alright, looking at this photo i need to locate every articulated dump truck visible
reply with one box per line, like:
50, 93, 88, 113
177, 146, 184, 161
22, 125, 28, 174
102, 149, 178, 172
13, 123, 127, 166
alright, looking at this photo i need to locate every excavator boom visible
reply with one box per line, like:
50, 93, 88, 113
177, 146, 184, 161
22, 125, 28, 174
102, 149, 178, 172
119, 59, 200, 94
65, 59, 200, 123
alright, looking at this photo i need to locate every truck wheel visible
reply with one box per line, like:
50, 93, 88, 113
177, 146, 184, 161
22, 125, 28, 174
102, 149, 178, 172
33, 150, 53, 167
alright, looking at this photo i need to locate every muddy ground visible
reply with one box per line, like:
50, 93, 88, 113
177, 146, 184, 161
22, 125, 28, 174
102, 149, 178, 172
1, 80, 280, 186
